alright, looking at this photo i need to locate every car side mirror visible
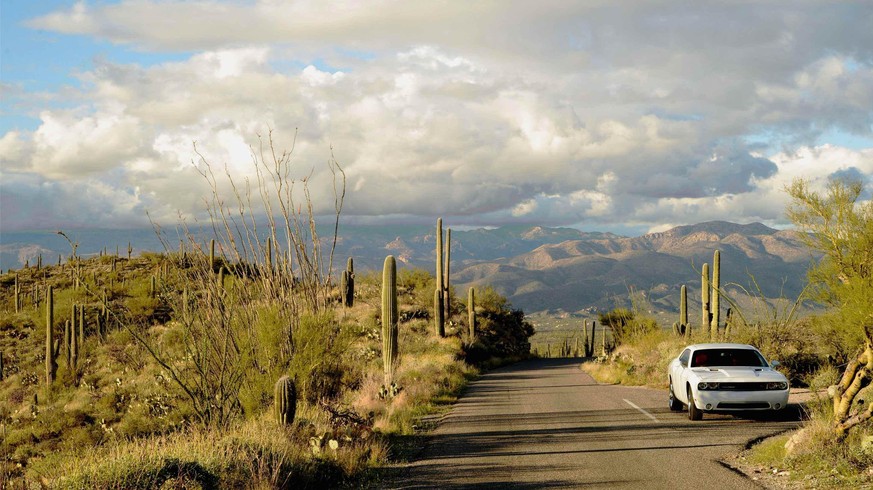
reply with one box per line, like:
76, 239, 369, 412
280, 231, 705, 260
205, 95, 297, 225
770, 360, 781, 368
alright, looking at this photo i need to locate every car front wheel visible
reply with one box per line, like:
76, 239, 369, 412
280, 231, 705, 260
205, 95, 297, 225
687, 386, 702, 421
668, 379, 683, 411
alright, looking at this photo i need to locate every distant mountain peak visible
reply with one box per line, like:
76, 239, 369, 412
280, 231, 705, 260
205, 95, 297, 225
654, 221, 777, 239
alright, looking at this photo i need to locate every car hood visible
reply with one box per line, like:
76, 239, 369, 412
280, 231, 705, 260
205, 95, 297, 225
690, 367, 787, 382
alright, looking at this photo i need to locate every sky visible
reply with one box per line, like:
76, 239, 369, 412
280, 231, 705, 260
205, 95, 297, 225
1, 1, 872, 236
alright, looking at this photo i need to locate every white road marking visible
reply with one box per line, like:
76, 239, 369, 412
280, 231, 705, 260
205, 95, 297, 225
624, 399, 660, 423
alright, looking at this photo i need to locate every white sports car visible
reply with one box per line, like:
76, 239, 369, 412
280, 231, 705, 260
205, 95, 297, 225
668, 343, 789, 420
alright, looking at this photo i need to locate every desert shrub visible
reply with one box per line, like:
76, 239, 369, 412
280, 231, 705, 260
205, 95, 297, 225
463, 287, 534, 364
32, 416, 375, 489
598, 308, 657, 346
779, 352, 824, 387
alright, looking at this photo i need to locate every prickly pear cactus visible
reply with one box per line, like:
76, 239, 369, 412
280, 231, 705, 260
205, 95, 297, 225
274, 375, 297, 425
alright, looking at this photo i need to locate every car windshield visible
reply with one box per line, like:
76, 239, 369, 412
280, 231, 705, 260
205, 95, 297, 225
690, 348, 767, 368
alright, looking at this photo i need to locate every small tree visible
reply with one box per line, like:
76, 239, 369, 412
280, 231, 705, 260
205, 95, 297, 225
786, 177, 873, 438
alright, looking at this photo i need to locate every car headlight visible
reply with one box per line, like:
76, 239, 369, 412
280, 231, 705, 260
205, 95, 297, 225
766, 382, 788, 390
697, 382, 719, 390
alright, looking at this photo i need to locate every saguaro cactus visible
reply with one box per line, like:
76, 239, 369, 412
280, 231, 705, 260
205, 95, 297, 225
434, 287, 445, 336
710, 250, 721, 340
680, 284, 688, 337
341, 257, 354, 308
382, 256, 399, 386
70, 305, 78, 370
467, 287, 476, 338
64, 320, 71, 368
434, 218, 445, 337
78, 304, 85, 350
444, 228, 452, 321
589, 321, 597, 357
46, 286, 56, 388
274, 375, 297, 425
701, 263, 710, 330
14, 273, 20, 314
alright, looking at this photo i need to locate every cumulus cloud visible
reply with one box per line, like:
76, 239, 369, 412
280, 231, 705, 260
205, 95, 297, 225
4, 1, 872, 232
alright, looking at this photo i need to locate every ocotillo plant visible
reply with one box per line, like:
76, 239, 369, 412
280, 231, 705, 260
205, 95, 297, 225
0, 352, 4, 381
45, 286, 56, 388
710, 250, 721, 340
467, 287, 476, 339
209, 238, 216, 271
266, 236, 273, 271
340, 257, 354, 308
382, 256, 399, 386
274, 375, 297, 425
701, 263, 710, 330
434, 218, 445, 337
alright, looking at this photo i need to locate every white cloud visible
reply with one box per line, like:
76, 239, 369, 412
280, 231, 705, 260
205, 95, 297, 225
5, 1, 872, 232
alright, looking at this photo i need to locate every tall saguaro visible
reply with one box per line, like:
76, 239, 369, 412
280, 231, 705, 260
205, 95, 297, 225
701, 263, 710, 331
710, 250, 721, 340
382, 256, 399, 385
45, 286, 56, 389
680, 284, 689, 338
434, 218, 446, 337
467, 287, 476, 339
444, 228, 452, 323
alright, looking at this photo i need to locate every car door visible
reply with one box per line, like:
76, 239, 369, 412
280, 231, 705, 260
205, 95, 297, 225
675, 348, 691, 403
670, 349, 691, 402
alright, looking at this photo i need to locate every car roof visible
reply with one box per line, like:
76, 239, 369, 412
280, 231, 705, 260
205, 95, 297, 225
685, 343, 758, 350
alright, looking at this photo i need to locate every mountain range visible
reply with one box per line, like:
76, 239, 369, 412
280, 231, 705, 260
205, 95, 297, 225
0, 221, 816, 316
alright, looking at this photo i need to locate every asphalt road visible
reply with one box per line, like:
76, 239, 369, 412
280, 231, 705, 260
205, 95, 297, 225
391, 357, 802, 489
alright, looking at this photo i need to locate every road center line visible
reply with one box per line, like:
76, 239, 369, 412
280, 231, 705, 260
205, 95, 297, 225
624, 399, 660, 423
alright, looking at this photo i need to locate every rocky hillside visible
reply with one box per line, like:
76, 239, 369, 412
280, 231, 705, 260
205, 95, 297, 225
0, 221, 815, 316
453, 221, 814, 315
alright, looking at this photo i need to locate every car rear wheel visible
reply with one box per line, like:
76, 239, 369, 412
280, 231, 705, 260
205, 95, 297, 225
687, 386, 702, 421
668, 379, 683, 411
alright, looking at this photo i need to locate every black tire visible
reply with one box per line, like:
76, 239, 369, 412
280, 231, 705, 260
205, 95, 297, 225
687, 386, 702, 421
668, 379, 683, 411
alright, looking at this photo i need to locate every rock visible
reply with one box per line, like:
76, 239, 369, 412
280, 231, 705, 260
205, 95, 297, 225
861, 435, 873, 454
784, 427, 812, 456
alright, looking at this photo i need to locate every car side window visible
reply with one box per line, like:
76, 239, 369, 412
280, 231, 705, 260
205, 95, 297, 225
678, 349, 690, 367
